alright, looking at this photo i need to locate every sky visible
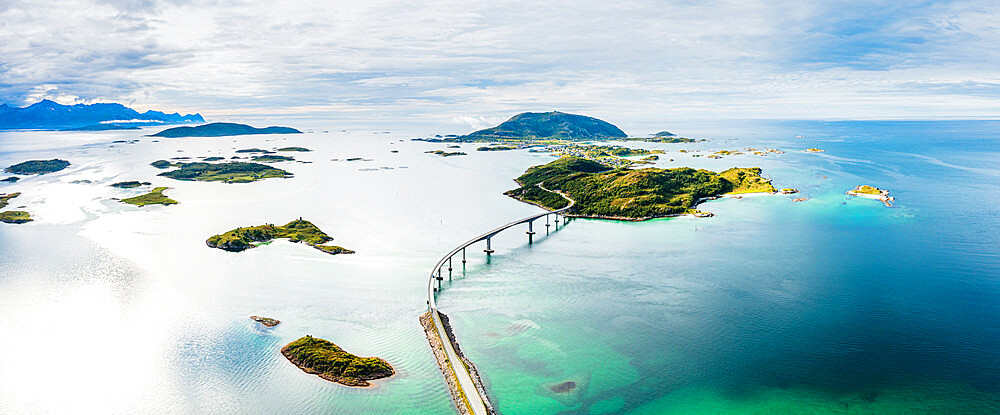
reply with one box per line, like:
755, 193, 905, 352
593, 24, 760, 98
1, 0, 999, 129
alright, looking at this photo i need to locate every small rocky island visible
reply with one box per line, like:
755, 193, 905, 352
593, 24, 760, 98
621, 131, 698, 143
151, 122, 301, 138
4, 159, 70, 175
506, 156, 778, 220
847, 185, 894, 207
0, 192, 20, 209
251, 316, 280, 327
1, 193, 31, 223
425, 150, 467, 157
121, 187, 178, 207
154, 161, 292, 183
251, 154, 295, 163
0, 210, 32, 224
110, 181, 151, 188
206, 219, 354, 255
281, 335, 394, 387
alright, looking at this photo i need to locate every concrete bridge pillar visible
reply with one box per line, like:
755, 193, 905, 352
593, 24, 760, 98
527, 220, 536, 243
484, 237, 494, 255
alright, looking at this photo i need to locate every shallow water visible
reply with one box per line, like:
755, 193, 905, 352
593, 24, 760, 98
1, 120, 998, 414
440, 120, 1000, 414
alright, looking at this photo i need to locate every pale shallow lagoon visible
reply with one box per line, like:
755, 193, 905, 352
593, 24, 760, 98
1, 120, 998, 414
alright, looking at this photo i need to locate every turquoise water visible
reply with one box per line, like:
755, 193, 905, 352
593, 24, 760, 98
439, 120, 1000, 414
1, 120, 998, 413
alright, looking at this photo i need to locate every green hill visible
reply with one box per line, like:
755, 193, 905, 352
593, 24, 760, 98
460, 111, 626, 141
151, 122, 301, 138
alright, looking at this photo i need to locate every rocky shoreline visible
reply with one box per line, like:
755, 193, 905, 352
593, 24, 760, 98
507, 191, 721, 221
420, 311, 496, 415
847, 185, 894, 207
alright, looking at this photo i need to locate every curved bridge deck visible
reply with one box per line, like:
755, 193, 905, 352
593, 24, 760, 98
426, 185, 573, 415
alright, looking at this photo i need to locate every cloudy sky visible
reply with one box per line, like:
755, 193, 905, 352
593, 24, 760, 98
1, 0, 999, 127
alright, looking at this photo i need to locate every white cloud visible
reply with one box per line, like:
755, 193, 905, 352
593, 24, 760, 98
1, 0, 999, 123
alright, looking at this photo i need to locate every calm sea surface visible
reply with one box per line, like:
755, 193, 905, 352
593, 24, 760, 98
1, 120, 998, 414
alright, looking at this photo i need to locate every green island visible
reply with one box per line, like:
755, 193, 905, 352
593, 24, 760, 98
121, 187, 178, 207
156, 161, 292, 183
425, 150, 467, 157
277, 147, 311, 152
619, 131, 699, 143
505, 156, 777, 220
235, 148, 274, 154
2, 176, 19, 182
557, 144, 663, 158
281, 335, 394, 387
455, 111, 626, 141
110, 181, 151, 188
0, 192, 20, 209
4, 159, 70, 175
150, 160, 172, 169
251, 154, 295, 163
205, 219, 354, 255
202, 156, 225, 161
0, 210, 32, 224
847, 185, 894, 207
805, 148, 824, 153
151, 122, 302, 138
477, 145, 520, 151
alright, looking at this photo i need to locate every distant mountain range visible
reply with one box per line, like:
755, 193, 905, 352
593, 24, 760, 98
459, 111, 627, 141
151, 122, 301, 138
0, 100, 204, 130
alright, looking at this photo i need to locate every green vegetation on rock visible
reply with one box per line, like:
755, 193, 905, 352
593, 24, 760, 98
0, 210, 32, 224
150, 160, 171, 169
4, 159, 70, 175
203, 156, 225, 161
477, 145, 519, 151
425, 150, 466, 157
717, 167, 777, 194
851, 185, 884, 195
235, 148, 274, 154
121, 187, 178, 207
2, 176, 20, 182
157, 161, 292, 183
151, 122, 301, 138
251, 154, 295, 163
281, 335, 394, 387
277, 147, 311, 152
205, 219, 353, 255
110, 181, 151, 188
506, 156, 776, 220
0, 192, 20, 209
621, 135, 697, 143
459, 111, 626, 141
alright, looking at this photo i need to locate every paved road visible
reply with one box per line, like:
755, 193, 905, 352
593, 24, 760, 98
430, 309, 489, 415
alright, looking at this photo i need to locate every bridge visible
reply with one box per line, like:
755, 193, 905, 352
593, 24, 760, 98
425, 184, 574, 415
